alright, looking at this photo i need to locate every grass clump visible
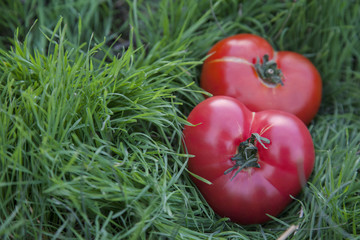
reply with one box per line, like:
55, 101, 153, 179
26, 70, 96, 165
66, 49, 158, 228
0, 0, 359, 239
0, 19, 205, 239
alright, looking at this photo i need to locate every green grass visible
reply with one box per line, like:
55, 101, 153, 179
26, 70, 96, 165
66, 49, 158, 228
0, 0, 359, 239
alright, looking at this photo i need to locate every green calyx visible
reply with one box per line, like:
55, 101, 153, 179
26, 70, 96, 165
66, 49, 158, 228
224, 133, 270, 180
255, 54, 284, 86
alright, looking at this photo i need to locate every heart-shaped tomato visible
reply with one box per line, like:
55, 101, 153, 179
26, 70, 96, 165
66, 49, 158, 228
183, 96, 315, 224
200, 33, 322, 125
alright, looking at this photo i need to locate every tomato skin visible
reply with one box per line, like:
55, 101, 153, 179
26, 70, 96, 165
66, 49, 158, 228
200, 34, 322, 125
183, 96, 315, 224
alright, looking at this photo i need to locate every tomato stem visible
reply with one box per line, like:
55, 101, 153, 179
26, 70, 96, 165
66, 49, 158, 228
255, 54, 284, 86
224, 133, 270, 180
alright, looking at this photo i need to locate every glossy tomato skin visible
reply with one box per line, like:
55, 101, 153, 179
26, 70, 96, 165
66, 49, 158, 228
200, 34, 322, 125
183, 96, 315, 224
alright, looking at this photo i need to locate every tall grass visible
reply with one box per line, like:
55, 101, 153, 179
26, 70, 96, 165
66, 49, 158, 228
0, 0, 359, 239
0, 0, 129, 51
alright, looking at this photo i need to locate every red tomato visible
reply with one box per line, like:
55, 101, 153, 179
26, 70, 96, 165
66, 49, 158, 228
200, 33, 322, 125
183, 96, 315, 224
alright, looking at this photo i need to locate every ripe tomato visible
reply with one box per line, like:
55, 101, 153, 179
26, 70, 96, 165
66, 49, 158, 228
183, 96, 315, 224
200, 33, 322, 125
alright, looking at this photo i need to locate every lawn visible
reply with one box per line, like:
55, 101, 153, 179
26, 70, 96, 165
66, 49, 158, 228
0, 0, 359, 239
